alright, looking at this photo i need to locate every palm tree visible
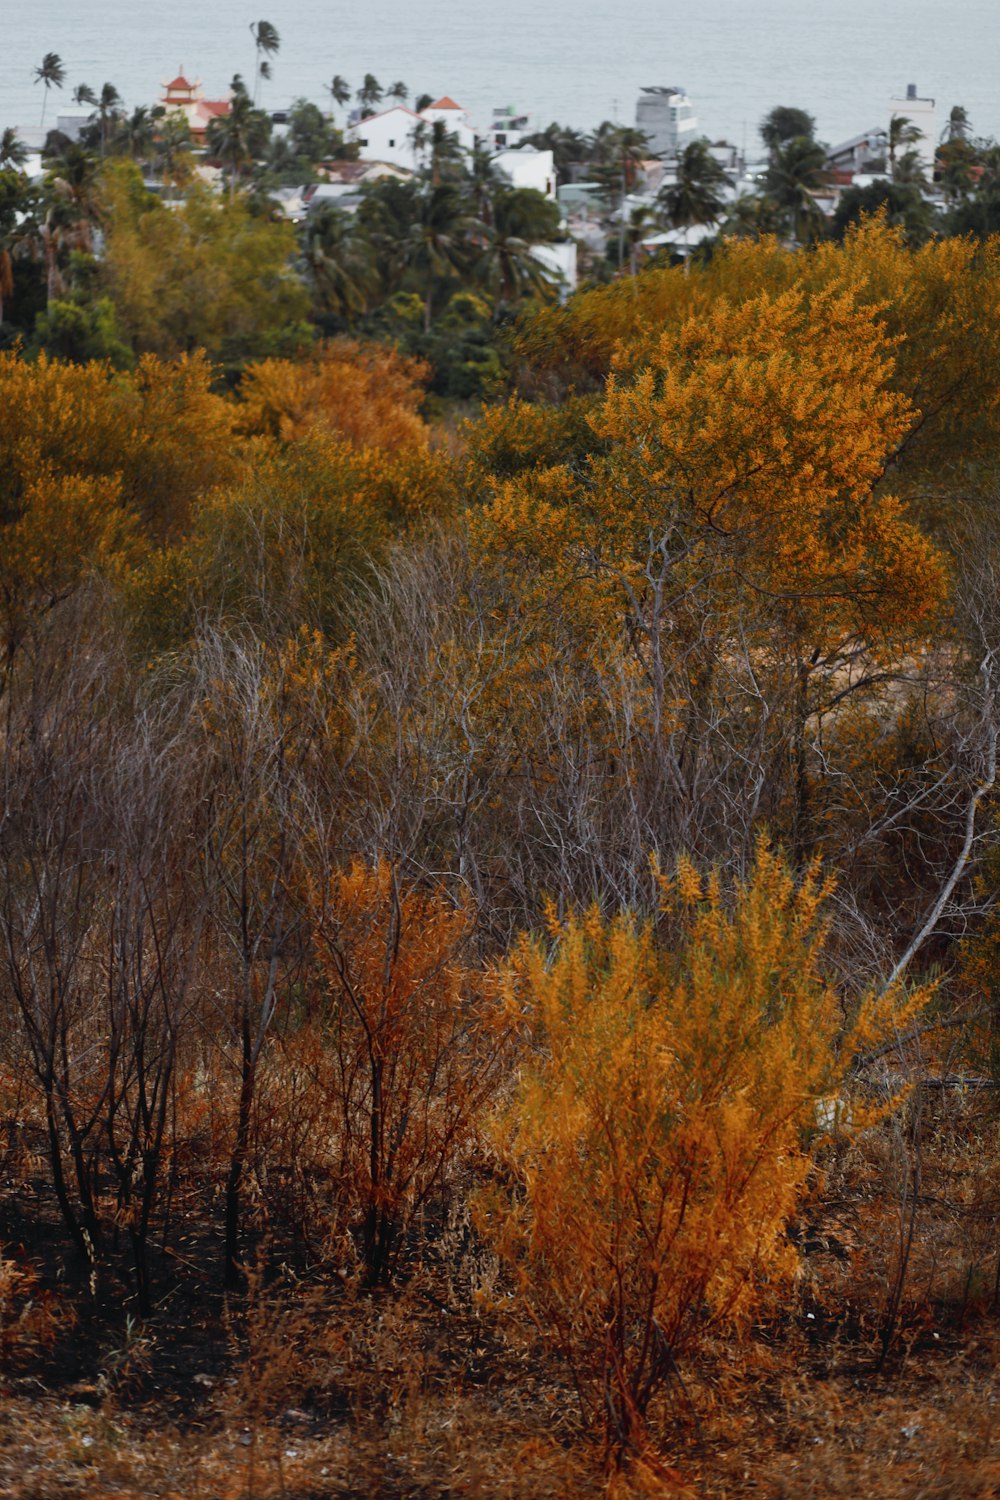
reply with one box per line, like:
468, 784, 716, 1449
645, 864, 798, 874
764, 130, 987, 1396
658, 138, 731, 265
250, 20, 280, 105
34, 53, 66, 128
760, 106, 816, 158
0, 129, 28, 170
894, 149, 929, 189
397, 183, 475, 331
357, 75, 383, 119
0, 165, 31, 324
37, 144, 101, 304
72, 84, 97, 109
152, 112, 192, 193
589, 122, 653, 267
623, 202, 660, 275
525, 122, 587, 184
388, 81, 409, 105
206, 87, 270, 197
301, 203, 374, 321
119, 106, 156, 163
477, 185, 562, 307
831, 179, 936, 247
95, 83, 123, 158
720, 192, 784, 240
764, 136, 831, 244
887, 114, 921, 178
943, 105, 971, 144
414, 118, 466, 186
325, 75, 351, 121
467, 146, 501, 225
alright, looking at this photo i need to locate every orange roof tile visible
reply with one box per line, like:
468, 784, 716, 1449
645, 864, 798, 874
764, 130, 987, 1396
427, 96, 462, 111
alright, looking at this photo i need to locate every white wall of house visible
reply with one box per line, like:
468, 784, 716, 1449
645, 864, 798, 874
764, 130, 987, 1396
349, 106, 424, 172
493, 146, 557, 201
350, 99, 479, 171
889, 85, 938, 171
529, 239, 577, 297
420, 100, 477, 154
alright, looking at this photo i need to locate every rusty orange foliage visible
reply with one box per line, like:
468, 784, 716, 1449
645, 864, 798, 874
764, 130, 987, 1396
238, 340, 431, 453
480, 841, 928, 1469
474, 276, 946, 659
0, 348, 238, 537
307, 857, 508, 1284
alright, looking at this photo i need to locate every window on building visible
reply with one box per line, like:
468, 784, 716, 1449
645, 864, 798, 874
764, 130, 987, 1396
388, 138, 395, 146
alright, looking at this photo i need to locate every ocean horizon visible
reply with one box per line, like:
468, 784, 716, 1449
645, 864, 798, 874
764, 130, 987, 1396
4, 1, 997, 157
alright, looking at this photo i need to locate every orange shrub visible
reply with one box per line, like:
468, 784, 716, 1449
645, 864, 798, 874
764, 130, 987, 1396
238, 340, 432, 453
480, 842, 927, 1467
308, 858, 508, 1284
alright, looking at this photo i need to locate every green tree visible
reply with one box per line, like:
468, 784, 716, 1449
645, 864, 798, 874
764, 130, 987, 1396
398, 182, 475, 331
33, 53, 65, 127
301, 202, 374, 323
764, 135, 831, 243
525, 122, 588, 183
250, 20, 280, 105
325, 74, 351, 118
282, 98, 337, 164
36, 145, 102, 305
388, 80, 409, 104
31, 296, 133, 366
466, 146, 502, 224
589, 121, 653, 266
413, 117, 467, 185
94, 82, 123, 158
621, 201, 660, 274
206, 86, 271, 197
894, 147, 929, 188
152, 112, 193, 192
943, 104, 972, 143
887, 114, 921, 178
118, 106, 156, 163
358, 74, 383, 118
477, 186, 561, 308
72, 83, 96, 108
832, 180, 936, 246
0, 130, 28, 171
658, 138, 731, 262
937, 137, 979, 203
97, 164, 309, 366
720, 191, 784, 239
760, 104, 816, 155
0, 169, 33, 325
356, 176, 421, 295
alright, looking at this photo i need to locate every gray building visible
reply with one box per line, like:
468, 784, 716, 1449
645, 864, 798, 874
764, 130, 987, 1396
635, 86, 698, 160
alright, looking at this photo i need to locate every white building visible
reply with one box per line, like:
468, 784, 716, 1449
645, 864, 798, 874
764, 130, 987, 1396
419, 96, 477, 155
349, 104, 424, 172
486, 105, 530, 152
825, 128, 889, 178
889, 83, 937, 172
635, 86, 698, 160
529, 240, 578, 298
349, 95, 477, 173
492, 145, 557, 201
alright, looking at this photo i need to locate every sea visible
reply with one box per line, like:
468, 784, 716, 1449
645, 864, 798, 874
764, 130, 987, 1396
3, 0, 998, 157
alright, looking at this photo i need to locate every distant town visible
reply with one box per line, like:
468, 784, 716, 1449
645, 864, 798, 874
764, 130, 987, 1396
1, 46, 994, 387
